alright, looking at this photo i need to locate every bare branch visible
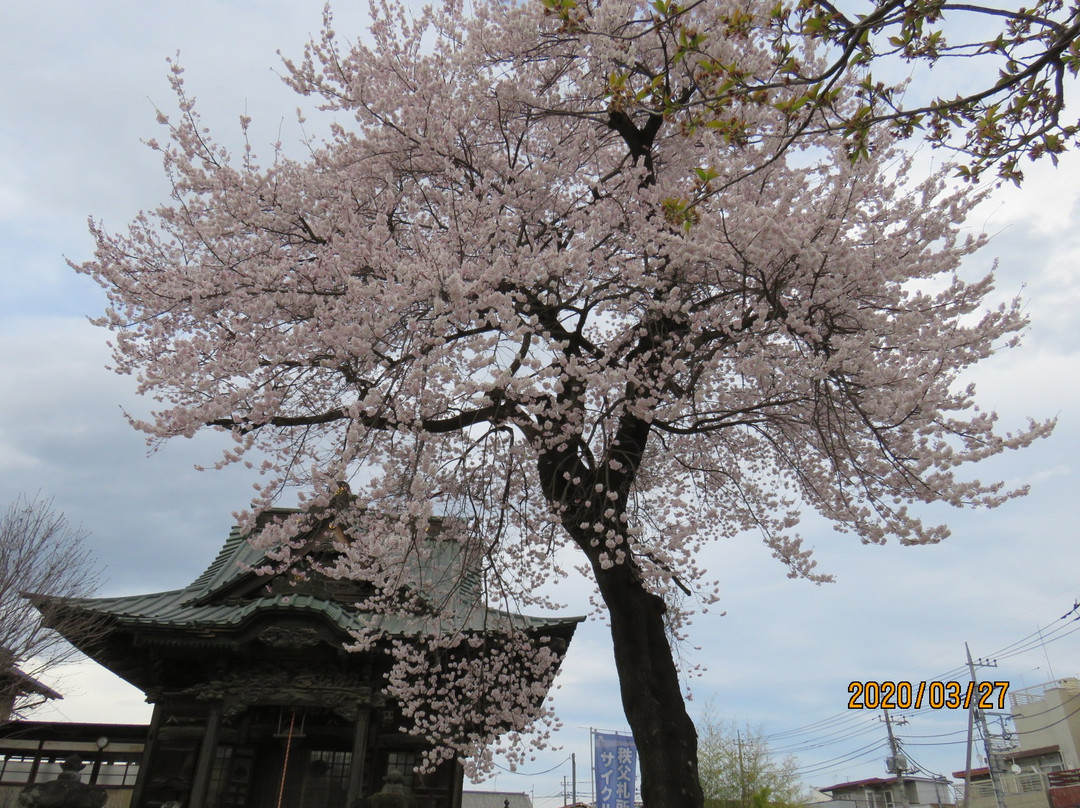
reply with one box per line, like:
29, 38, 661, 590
0, 494, 105, 720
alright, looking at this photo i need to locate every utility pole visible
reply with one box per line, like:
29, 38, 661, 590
572, 752, 577, 806
883, 709, 911, 808
963, 691, 975, 808
967, 643, 1007, 808
737, 729, 748, 808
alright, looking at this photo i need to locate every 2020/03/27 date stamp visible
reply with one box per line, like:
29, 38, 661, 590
847, 680, 1010, 710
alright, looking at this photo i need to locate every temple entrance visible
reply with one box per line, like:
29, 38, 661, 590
240, 745, 352, 808
205, 707, 355, 808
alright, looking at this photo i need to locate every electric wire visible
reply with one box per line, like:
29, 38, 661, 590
763, 598, 1080, 752
1010, 697, 1080, 736
749, 596, 1079, 788
793, 739, 892, 778
491, 756, 572, 776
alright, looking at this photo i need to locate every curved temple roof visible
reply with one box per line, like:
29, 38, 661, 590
28, 510, 583, 689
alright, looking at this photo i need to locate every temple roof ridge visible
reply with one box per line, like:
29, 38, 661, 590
186, 521, 264, 593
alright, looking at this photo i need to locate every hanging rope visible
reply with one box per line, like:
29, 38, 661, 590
275, 709, 297, 808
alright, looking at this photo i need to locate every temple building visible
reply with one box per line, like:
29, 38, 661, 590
18, 510, 581, 808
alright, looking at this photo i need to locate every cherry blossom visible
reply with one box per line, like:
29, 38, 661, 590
77, 0, 1053, 804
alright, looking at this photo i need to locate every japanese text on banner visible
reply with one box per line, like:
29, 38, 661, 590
594, 731, 637, 808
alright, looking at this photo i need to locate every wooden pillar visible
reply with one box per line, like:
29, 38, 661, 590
27, 739, 43, 784
346, 703, 372, 808
451, 760, 465, 808
130, 701, 164, 808
188, 702, 223, 808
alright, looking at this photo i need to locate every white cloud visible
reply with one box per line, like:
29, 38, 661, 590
29, 656, 151, 725
0, 316, 258, 592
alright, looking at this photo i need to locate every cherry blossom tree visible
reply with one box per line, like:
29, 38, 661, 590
77, 0, 1055, 804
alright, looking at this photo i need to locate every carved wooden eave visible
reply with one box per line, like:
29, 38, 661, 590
151, 663, 386, 721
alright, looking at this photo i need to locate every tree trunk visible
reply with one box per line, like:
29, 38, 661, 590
535, 410, 703, 807
590, 550, 705, 808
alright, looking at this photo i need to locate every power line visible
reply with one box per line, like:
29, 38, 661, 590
715, 597, 1080, 794
794, 739, 892, 778
492, 756, 572, 776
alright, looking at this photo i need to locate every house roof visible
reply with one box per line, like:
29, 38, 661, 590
0, 664, 62, 702
0, 720, 148, 744
819, 777, 898, 792
461, 791, 533, 808
26, 510, 583, 696
30, 512, 582, 642
818, 776, 947, 793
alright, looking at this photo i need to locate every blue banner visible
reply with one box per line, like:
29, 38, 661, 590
594, 731, 637, 808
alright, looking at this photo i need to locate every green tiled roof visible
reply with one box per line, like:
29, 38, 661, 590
186, 523, 265, 592
33, 514, 581, 641
48, 588, 574, 637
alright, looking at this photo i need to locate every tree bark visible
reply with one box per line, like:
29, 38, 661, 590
587, 538, 705, 808
535, 406, 704, 806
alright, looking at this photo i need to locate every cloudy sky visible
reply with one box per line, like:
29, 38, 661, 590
2, 2, 1079, 806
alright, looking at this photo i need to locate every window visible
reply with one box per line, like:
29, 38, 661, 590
308, 750, 350, 781
206, 744, 234, 804
864, 789, 894, 808
1, 751, 140, 787
301, 750, 352, 808
0, 753, 35, 784
387, 751, 416, 788
94, 758, 140, 786
1017, 773, 1046, 793
34, 757, 71, 781
971, 781, 996, 798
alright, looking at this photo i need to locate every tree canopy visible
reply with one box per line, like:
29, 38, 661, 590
77, 0, 1058, 804
569, 0, 1080, 184
697, 715, 808, 808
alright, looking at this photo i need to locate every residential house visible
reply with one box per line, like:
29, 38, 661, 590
817, 775, 956, 808
1047, 769, 1080, 808
1012, 680, 1080, 771
954, 678, 1080, 808
953, 746, 1064, 808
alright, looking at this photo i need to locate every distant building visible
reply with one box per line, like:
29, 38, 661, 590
0, 720, 146, 804
1, 730, 550, 808
953, 746, 1064, 808
1012, 680, 1080, 771
817, 775, 956, 808
1047, 769, 1080, 808
460, 791, 533, 808
0, 652, 61, 723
